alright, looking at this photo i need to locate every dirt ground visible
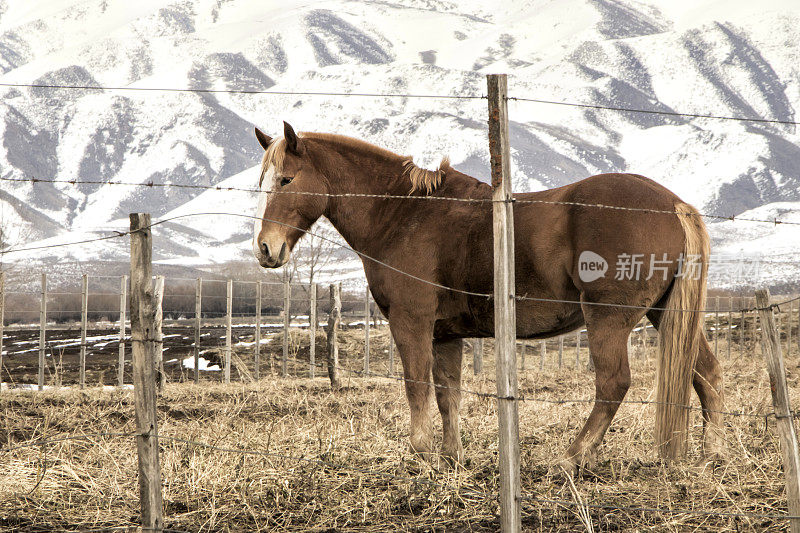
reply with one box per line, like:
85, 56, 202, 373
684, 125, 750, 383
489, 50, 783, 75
2, 320, 800, 532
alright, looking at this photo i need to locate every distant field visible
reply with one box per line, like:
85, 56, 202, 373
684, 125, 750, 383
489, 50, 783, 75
1, 326, 797, 532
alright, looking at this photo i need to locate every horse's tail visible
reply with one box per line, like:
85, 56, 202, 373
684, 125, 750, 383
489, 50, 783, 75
654, 202, 710, 459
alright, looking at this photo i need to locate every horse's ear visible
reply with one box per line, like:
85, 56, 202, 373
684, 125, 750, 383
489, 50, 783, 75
254, 127, 272, 151
283, 121, 303, 155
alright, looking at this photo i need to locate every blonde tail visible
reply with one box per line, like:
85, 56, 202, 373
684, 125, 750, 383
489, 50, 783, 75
654, 202, 710, 459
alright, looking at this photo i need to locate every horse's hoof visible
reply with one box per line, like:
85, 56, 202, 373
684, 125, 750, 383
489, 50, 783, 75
440, 447, 464, 469
550, 456, 579, 477
554, 448, 597, 477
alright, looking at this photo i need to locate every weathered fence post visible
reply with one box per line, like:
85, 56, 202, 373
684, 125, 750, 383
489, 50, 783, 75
154, 276, 165, 390
788, 301, 793, 356
118, 275, 128, 387
326, 283, 341, 389
364, 284, 371, 374
558, 335, 564, 369
129, 213, 164, 532
714, 295, 719, 358
194, 278, 201, 384
740, 296, 745, 357
309, 283, 317, 378
0, 271, 4, 385
473, 338, 483, 375
225, 279, 232, 384
254, 280, 261, 381
388, 336, 395, 376
282, 276, 290, 377
488, 73, 521, 533
539, 340, 545, 371
755, 288, 800, 533
79, 274, 88, 389
752, 297, 758, 353
728, 295, 733, 359
38, 273, 46, 391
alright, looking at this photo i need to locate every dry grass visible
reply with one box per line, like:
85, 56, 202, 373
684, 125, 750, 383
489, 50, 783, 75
1, 328, 798, 532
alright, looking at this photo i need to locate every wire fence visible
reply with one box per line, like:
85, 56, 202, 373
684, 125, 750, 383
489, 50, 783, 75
2, 80, 800, 530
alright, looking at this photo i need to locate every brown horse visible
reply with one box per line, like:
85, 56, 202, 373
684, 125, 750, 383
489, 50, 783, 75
252, 122, 724, 470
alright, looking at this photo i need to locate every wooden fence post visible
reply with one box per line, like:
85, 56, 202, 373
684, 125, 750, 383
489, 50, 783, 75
129, 213, 164, 532
194, 278, 201, 384
797, 300, 800, 355
0, 271, 4, 385
38, 273, 46, 391
788, 301, 793, 356
740, 296, 745, 357
473, 338, 483, 375
558, 335, 564, 369
225, 279, 232, 383
326, 283, 341, 389
751, 297, 757, 353
488, 73, 521, 533
539, 340, 545, 371
282, 276, 290, 377
728, 296, 733, 359
714, 295, 719, 358
79, 274, 88, 389
388, 336, 395, 376
309, 283, 317, 378
755, 288, 800, 532
254, 280, 261, 381
364, 284, 371, 374
154, 276, 165, 390
118, 275, 127, 387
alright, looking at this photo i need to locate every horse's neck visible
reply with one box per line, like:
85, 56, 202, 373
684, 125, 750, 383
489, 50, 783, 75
321, 157, 407, 257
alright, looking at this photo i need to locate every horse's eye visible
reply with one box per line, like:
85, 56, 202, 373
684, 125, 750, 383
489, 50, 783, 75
280, 176, 293, 187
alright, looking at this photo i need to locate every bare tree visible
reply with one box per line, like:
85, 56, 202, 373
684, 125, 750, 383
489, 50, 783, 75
284, 220, 345, 317
286, 220, 344, 288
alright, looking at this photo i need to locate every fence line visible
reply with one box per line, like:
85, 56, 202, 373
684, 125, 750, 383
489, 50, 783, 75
4, 73, 800, 531
3, 80, 798, 126
1, 212, 797, 319
4, 174, 800, 228
3, 288, 799, 529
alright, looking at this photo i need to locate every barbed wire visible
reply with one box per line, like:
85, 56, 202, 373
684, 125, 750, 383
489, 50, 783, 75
0, 81, 487, 100
507, 95, 800, 126
3, 174, 800, 226
2, 212, 798, 317
3, 80, 797, 128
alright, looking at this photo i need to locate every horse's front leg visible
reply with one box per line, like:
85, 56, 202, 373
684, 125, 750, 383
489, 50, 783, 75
433, 339, 464, 464
389, 311, 434, 458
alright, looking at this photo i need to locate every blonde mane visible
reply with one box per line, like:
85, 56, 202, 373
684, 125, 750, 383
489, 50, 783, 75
402, 157, 450, 194
259, 132, 449, 194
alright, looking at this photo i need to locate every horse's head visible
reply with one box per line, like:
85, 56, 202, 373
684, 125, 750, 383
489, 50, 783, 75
253, 122, 328, 268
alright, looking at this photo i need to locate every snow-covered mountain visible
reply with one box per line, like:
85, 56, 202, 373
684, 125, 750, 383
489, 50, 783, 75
1, 0, 800, 290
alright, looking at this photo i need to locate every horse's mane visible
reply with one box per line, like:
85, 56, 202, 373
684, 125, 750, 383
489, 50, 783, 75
402, 157, 449, 194
261, 132, 449, 194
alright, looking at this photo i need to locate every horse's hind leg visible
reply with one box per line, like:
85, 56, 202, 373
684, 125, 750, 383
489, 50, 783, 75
433, 339, 464, 464
647, 309, 724, 459
563, 308, 636, 472
693, 335, 725, 458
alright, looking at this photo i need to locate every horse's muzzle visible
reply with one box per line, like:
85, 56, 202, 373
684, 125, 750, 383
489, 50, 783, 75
258, 240, 288, 268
